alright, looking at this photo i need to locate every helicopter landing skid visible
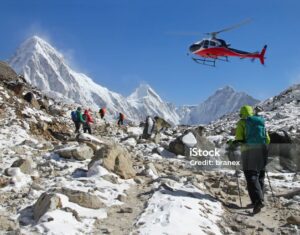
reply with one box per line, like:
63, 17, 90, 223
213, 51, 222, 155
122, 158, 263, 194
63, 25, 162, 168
192, 57, 216, 67
192, 56, 229, 67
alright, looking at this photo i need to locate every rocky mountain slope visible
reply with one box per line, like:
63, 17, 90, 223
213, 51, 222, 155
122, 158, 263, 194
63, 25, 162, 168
0, 62, 299, 235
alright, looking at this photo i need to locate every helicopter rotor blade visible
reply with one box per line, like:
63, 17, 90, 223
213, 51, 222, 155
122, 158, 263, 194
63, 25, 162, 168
206, 18, 252, 37
165, 31, 202, 36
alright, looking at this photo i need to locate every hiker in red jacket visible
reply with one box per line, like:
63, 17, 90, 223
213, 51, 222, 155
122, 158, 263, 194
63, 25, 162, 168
83, 109, 94, 134
99, 107, 106, 119
117, 112, 125, 126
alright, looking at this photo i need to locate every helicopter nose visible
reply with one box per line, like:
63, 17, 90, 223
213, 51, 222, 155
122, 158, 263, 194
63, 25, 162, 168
189, 44, 201, 53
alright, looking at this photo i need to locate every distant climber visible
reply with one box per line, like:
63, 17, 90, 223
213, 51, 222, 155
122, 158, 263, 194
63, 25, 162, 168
82, 109, 94, 134
117, 113, 125, 126
71, 107, 86, 133
142, 116, 156, 139
99, 107, 106, 119
234, 105, 270, 214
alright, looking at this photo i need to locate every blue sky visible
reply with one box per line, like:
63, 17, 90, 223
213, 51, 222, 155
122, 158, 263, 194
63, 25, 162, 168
1, 0, 300, 105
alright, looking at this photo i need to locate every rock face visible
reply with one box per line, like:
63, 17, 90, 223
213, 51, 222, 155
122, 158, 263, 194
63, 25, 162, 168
56, 144, 94, 161
0, 61, 18, 81
88, 144, 136, 179
61, 187, 105, 209
33, 193, 62, 221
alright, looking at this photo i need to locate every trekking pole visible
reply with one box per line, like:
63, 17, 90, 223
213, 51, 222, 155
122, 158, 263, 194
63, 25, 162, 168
235, 165, 243, 208
228, 142, 243, 208
266, 170, 276, 204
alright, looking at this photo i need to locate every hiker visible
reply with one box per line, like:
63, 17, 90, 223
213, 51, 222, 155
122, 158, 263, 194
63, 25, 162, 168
117, 112, 125, 126
142, 116, 156, 139
82, 109, 94, 134
234, 105, 270, 214
71, 107, 86, 133
99, 107, 106, 119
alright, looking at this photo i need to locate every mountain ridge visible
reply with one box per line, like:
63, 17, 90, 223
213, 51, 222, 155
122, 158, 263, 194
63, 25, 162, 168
9, 35, 259, 125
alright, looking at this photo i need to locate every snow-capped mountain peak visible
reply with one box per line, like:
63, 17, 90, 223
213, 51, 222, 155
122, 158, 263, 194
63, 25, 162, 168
8, 36, 180, 124
128, 84, 163, 103
180, 86, 259, 125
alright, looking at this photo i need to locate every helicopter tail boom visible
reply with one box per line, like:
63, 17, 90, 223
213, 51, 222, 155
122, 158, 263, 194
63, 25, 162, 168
259, 45, 267, 65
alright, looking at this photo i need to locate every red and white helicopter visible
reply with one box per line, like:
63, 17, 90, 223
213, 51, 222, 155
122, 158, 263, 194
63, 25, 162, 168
188, 20, 267, 67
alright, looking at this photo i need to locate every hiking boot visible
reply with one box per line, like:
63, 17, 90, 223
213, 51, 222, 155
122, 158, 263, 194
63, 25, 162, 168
253, 201, 264, 214
245, 203, 254, 209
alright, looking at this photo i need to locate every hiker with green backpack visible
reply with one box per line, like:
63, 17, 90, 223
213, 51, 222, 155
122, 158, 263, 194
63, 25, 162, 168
71, 107, 86, 133
234, 105, 270, 214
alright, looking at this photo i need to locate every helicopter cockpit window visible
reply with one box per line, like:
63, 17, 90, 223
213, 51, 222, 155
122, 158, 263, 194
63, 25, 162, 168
203, 40, 209, 48
209, 41, 216, 47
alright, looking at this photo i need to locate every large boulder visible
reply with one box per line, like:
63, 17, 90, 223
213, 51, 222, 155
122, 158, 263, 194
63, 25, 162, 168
10, 158, 34, 174
61, 187, 105, 209
287, 215, 300, 225
88, 143, 136, 179
56, 144, 93, 161
77, 133, 106, 150
169, 130, 214, 157
33, 193, 62, 222
269, 130, 295, 170
154, 116, 171, 132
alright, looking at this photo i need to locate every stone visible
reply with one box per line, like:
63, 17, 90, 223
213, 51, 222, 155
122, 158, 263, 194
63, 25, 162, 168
88, 143, 136, 179
10, 158, 34, 175
37, 121, 48, 132
23, 92, 40, 109
33, 193, 62, 221
0, 213, 19, 231
61, 187, 105, 209
102, 174, 119, 184
118, 207, 133, 213
0, 177, 9, 188
37, 98, 49, 111
287, 215, 300, 225
6, 81, 25, 96
56, 144, 93, 161
117, 194, 126, 202
134, 177, 144, 184
48, 105, 64, 116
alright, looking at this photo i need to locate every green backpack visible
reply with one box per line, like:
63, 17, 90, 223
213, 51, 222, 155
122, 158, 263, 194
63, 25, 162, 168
245, 115, 267, 144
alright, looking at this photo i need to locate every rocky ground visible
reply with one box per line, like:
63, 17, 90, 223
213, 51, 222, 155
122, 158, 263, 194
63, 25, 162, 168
0, 62, 299, 235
